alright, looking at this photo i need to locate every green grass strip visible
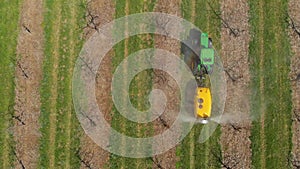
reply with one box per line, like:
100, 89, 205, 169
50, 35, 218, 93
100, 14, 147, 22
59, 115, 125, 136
249, 0, 293, 168
110, 0, 156, 168
180, 0, 192, 22
248, 0, 264, 167
178, 0, 193, 165
127, 37, 154, 169
54, 0, 85, 168
109, 0, 127, 167
178, 0, 221, 168
39, 0, 62, 167
0, 0, 21, 168
39, 0, 85, 168
193, 1, 221, 169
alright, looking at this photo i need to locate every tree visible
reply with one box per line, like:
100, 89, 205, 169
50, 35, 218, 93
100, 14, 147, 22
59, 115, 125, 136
150, 156, 165, 169
11, 146, 25, 169
293, 109, 300, 122
211, 149, 239, 169
76, 149, 93, 169
82, 0, 100, 33
207, 2, 244, 37
288, 153, 300, 169
286, 14, 300, 38
17, 60, 29, 79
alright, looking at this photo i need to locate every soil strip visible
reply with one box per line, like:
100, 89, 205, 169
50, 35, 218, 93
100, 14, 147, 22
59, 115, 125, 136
79, 0, 115, 168
14, 0, 44, 168
152, 0, 181, 168
219, 0, 252, 168
288, 0, 300, 167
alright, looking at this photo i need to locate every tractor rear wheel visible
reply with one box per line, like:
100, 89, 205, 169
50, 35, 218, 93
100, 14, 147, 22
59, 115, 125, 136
181, 42, 194, 70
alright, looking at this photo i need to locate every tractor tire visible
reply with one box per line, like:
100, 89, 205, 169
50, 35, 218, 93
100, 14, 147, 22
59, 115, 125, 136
184, 53, 194, 71
181, 42, 194, 70
208, 38, 213, 48
189, 29, 202, 46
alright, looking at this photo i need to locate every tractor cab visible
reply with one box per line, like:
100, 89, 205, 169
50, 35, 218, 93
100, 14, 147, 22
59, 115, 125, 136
200, 33, 214, 74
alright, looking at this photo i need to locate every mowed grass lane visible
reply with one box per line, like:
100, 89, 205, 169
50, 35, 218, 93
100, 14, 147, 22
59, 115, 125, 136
39, 0, 85, 168
179, 0, 222, 168
0, 1, 21, 168
249, 0, 293, 168
193, 0, 222, 168
178, 2, 194, 168
110, 0, 156, 168
109, 0, 127, 167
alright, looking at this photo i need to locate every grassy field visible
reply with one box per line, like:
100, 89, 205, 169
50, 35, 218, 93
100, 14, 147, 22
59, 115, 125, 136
178, 0, 222, 169
193, 0, 222, 169
39, 0, 85, 168
249, 0, 293, 168
110, 0, 156, 168
0, 0, 297, 168
0, 1, 21, 168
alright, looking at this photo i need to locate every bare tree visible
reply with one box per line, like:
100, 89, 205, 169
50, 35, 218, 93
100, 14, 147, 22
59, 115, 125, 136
286, 14, 300, 38
17, 61, 29, 79
293, 109, 300, 122
11, 146, 26, 169
207, 2, 243, 37
224, 68, 242, 83
150, 156, 165, 169
158, 116, 170, 128
223, 56, 245, 83
85, 9, 99, 32
76, 150, 93, 169
79, 110, 96, 127
288, 154, 300, 169
78, 57, 97, 76
211, 149, 239, 169
291, 74, 300, 82
229, 123, 242, 132
12, 114, 26, 126
22, 24, 31, 34
81, 0, 100, 32
155, 15, 171, 39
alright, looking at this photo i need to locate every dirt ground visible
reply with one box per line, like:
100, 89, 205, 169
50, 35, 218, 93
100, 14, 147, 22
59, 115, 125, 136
288, 0, 300, 168
12, 0, 299, 168
152, 0, 182, 168
219, 0, 252, 168
13, 0, 44, 168
79, 0, 115, 168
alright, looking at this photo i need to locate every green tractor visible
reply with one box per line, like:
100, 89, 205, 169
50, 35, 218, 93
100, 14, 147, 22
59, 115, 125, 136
181, 29, 214, 79
181, 29, 215, 123
199, 33, 214, 74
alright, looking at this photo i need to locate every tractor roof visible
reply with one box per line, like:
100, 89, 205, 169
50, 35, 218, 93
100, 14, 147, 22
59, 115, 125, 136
201, 33, 209, 48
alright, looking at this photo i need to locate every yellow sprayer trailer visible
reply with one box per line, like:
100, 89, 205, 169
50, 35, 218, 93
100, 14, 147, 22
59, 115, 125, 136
194, 87, 212, 124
